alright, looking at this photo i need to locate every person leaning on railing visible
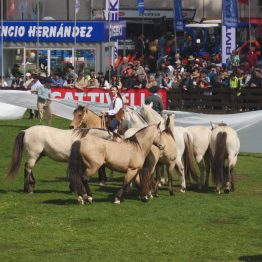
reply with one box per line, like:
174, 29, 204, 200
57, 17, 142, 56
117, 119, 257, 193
74, 71, 88, 90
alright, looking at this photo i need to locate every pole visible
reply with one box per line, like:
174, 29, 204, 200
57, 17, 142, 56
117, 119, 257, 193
203, 0, 205, 19
1, 0, 3, 78
36, 0, 39, 71
248, 0, 251, 49
67, 0, 69, 20
173, 1, 178, 54
141, 15, 144, 57
74, 0, 77, 69
108, 6, 111, 83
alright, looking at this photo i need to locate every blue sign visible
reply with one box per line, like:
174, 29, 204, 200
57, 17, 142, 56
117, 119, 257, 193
0, 21, 126, 42
222, 0, 238, 28
137, 0, 144, 16
173, 0, 184, 31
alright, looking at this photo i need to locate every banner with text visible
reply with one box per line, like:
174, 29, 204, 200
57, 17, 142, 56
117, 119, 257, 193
0, 20, 126, 42
51, 87, 167, 109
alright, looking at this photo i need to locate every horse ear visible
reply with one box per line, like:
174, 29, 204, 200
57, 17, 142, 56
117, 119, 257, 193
157, 121, 161, 129
133, 106, 137, 111
210, 121, 215, 130
84, 106, 88, 113
149, 102, 153, 108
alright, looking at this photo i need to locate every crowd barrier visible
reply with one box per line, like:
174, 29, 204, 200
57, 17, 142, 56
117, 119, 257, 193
167, 87, 262, 113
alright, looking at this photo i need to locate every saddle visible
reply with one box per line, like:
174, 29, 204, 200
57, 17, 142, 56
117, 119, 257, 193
100, 108, 125, 130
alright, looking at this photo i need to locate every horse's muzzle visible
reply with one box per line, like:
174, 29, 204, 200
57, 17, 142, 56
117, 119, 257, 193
69, 125, 74, 129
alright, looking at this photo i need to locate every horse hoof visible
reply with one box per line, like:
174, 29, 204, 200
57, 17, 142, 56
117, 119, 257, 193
83, 194, 93, 204
141, 196, 149, 203
98, 182, 105, 186
77, 196, 85, 205
148, 193, 154, 199
180, 188, 186, 193
114, 198, 121, 204
224, 188, 230, 194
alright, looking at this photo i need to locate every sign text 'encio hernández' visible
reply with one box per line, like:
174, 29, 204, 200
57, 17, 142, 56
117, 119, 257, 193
0, 21, 126, 42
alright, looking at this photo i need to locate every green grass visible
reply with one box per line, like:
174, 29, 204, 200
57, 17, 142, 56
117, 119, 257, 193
0, 114, 261, 262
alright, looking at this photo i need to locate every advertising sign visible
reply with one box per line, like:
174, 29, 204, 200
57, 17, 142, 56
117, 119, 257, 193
51, 87, 167, 109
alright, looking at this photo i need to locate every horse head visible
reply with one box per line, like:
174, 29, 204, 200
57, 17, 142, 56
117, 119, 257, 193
69, 105, 88, 129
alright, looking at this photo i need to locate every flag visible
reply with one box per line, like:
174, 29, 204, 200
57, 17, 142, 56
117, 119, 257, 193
137, 0, 144, 16
106, 0, 119, 21
173, 0, 184, 31
19, 0, 27, 20
238, 0, 249, 4
8, 0, 15, 17
222, 0, 238, 28
75, 0, 80, 15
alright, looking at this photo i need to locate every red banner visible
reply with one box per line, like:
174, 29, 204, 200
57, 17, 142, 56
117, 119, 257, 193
51, 88, 167, 109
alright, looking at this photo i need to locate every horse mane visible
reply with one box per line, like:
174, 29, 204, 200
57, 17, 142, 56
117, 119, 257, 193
163, 127, 175, 141
73, 105, 85, 113
73, 128, 108, 138
124, 125, 149, 147
73, 128, 90, 138
217, 123, 228, 127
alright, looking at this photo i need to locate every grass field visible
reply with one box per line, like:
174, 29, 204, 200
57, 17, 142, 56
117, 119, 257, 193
0, 115, 261, 262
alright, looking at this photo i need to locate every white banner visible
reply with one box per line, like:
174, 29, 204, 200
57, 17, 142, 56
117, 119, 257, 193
0, 90, 261, 153
222, 25, 236, 65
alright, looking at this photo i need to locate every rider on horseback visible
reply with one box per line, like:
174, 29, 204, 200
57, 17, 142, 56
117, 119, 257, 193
105, 85, 124, 132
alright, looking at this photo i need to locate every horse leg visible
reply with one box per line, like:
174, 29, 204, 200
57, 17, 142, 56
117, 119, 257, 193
98, 165, 107, 185
195, 156, 205, 190
114, 169, 138, 204
153, 164, 162, 196
167, 162, 176, 196
229, 156, 237, 192
81, 175, 93, 204
204, 152, 211, 189
24, 156, 40, 193
175, 159, 186, 193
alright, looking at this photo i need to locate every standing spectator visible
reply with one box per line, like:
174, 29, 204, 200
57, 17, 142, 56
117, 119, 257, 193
0, 76, 8, 88
37, 77, 52, 126
105, 65, 117, 83
65, 65, 78, 82
23, 73, 33, 90
131, 74, 147, 89
145, 82, 164, 114
11, 75, 24, 90
245, 47, 258, 69
28, 71, 42, 119
110, 74, 122, 90
248, 68, 262, 88
118, 57, 128, 77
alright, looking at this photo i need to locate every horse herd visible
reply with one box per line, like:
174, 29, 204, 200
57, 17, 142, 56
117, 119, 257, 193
6, 103, 240, 205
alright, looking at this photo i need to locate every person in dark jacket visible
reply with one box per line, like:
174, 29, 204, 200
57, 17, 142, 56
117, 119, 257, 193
145, 82, 164, 114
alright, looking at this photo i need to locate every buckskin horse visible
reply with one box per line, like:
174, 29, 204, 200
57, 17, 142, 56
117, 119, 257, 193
6, 126, 120, 193
68, 124, 163, 205
210, 123, 240, 194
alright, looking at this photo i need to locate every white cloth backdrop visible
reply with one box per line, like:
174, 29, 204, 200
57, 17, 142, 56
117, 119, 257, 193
0, 90, 261, 153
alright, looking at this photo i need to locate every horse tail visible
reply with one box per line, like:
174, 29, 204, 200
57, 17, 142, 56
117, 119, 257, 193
184, 132, 199, 183
139, 166, 151, 198
68, 141, 86, 196
212, 132, 227, 186
6, 131, 25, 180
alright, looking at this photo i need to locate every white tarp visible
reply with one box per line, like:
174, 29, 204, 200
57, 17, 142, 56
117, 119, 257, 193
0, 90, 261, 153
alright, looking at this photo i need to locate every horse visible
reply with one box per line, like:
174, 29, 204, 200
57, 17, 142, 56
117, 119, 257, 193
140, 103, 199, 191
209, 123, 240, 194
186, 125, 212, 190
68, 124, 163, 205
69, 105, 104, 129
6, 126, 120, 193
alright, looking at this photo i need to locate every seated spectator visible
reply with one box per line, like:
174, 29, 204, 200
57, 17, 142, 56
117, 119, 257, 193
179, 72, 193, 91
131, 74, 147, 89
64, 74, 75, 88
87, 74, 99, 88
74, 71, 87, 90
110, 74, 122, 89
97, 71, 105, 83
160, 74, 174, 90
51, 73, 65, 87
122, 62, 135, 88
24, 73, 33, 90
0, 76, 8, 88
98, 75, 110, 89
11, 74, 24, 90
134, 60, 146, 76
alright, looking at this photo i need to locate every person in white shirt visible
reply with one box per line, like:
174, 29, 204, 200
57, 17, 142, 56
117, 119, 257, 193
105, 86, 124, 132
